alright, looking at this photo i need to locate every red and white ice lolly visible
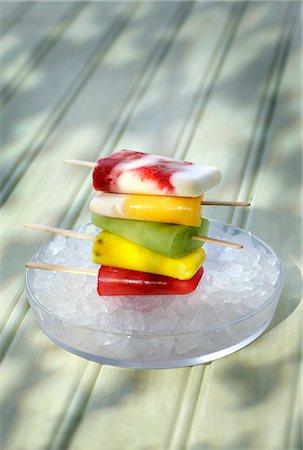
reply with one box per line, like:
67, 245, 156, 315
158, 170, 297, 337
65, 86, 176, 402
92, 150, 222, 197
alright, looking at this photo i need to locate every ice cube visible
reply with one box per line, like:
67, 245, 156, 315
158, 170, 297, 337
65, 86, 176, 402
264, 265, 280, 286
47, 235, 66, 256
224, 263, 244, 278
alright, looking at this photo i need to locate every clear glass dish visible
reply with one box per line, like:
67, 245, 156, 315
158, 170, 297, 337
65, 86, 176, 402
25, 220, 284, 369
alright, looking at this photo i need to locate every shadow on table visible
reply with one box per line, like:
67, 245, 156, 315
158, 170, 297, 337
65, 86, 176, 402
190, 427, 302, 450
265, 256, 301, 334
188, 432, 258, 450
1, 1, 300, 200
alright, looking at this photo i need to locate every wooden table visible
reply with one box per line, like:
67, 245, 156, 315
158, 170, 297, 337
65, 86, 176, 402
1, 2, 301, 449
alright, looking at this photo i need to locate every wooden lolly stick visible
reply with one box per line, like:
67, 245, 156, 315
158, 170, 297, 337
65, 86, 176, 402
25, 223, 242, 249
192, 235, 243, 249
26, 262, 98, 276
24, 223, 95, 241
201, 200, 250, 207
64, 159, 95, 168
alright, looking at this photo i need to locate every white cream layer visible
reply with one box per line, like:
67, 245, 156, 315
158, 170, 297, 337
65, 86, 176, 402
171, 164, 222, 196
89, 192, 125, 218
117, 172, 170, 195
115, 154, 222, 196
116, 154, 163, 171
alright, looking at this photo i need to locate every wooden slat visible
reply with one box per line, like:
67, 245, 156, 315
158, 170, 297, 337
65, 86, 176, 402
286, 373, 302, 450
0, 3, 197, 449
178, 2, 290, 223
0, 1, 136, 203
1, 3, 300, 450
0, 0, 185, 332
0, 1, 138, 328
72, 3, 296, 450
75, 0, 239, 226
0, 293, 29, 360
171, 3, 296, 448
12, 4, 294, 445
92, 2, 242, 158
0, 0, 188, 368
0, 1, 35, 36
65, 4, 295, 450
168, 366, 207, 449
186, 7, 301, 450
50, 363, 102, 450
0, 312, 93, 450
56, 4, 239, 448
0, 1, 85, 103
54, 366, 192, 450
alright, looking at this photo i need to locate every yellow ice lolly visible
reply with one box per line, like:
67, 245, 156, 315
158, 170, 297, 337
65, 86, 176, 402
90, 192, 203, 227
92, 231, 206, 280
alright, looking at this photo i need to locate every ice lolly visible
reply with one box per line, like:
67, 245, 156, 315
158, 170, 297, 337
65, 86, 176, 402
92, 150, 221, 197
92, 231, 206, 280
91, 213, 209, 258
97, 266, 204, 296
90, 192, 203, 226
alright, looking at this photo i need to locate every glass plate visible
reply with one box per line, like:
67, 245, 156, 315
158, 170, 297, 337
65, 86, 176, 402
25, 220, 284, 369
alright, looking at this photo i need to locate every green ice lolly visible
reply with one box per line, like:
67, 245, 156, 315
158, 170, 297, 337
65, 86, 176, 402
91, 213, 209, 258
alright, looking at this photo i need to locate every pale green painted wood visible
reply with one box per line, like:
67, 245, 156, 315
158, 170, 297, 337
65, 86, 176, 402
1, 0, 182, 330
0, 2, 235, 446
0, 312, 93, 450
287, 373, 302, 450
182, 1, 290, 225
0, 2, 85, 102
0, 1, 35, 36
68, 4, 298, 450
104, 1, 233, 158
70, 4, 300, 450
0, 0, 192, 328
0, 1, 132, 200
0, 2, 301, 450
62, 4, 240, 449
50, 363, 103, 450
0, 3, 196, 449
75, 1, 236, 226
0, 1, 136, 328
167, 365, 207, 450
64, 366, 192, 450
0, 292, 29, 359
186, 10, 302, 450
0, 1, 27, 23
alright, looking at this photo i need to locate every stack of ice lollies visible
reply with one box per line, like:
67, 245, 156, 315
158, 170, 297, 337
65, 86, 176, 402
26, 150, 247, 297
86, 150, 222, 296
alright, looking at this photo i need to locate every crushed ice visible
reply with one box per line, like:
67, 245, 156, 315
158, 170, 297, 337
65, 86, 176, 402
29, 222, 282, 358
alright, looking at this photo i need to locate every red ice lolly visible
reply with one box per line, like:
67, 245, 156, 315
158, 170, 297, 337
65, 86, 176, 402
92, 150, 221, 197
97, 266, 204, 296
